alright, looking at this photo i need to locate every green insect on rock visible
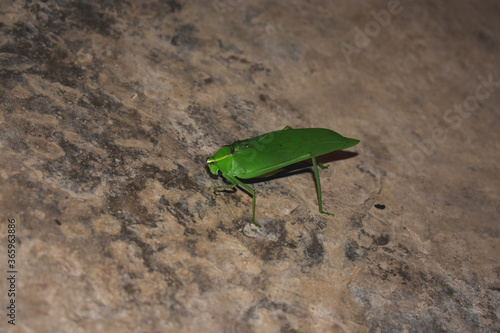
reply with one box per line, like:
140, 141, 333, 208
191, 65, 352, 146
206, 126, 359, 226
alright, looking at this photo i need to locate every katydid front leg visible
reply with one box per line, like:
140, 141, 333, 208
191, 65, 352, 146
219, 174, 260, 227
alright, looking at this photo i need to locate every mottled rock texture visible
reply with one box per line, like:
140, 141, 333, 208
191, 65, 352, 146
1, 0, 499, 332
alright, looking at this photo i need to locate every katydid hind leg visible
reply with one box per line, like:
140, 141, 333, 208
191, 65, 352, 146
311, 155, 334, 216
317, 161, 329, 169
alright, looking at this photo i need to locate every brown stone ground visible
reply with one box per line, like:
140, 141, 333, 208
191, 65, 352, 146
1, 0, 499, 332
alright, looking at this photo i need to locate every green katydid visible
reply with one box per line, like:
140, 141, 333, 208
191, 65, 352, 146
206, 126, 359, 226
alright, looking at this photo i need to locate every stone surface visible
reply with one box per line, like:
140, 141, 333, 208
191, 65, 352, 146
1, 0, 499, 332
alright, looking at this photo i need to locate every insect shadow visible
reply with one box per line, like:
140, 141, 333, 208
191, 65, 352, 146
210, 150, 358, 196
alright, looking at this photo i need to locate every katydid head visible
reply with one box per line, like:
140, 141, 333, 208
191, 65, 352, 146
207, 160, 220, 175
207, 145, 232, 175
